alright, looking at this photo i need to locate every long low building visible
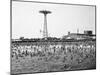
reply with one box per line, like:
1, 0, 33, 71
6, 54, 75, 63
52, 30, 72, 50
62, 30, 96, 40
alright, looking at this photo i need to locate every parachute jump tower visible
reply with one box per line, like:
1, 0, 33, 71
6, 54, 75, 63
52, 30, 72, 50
39, 10, 51, 39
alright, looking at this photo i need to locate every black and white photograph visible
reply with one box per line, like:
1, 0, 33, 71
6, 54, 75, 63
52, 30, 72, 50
11, 0, 96, 74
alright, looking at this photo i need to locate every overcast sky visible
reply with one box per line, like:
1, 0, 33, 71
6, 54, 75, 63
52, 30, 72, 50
12, 1, 95, 39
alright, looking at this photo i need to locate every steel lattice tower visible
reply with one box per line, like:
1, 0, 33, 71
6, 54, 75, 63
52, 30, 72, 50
39, 10, 51, 38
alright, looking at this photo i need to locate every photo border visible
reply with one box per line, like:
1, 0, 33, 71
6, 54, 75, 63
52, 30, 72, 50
10, 0, 96, 74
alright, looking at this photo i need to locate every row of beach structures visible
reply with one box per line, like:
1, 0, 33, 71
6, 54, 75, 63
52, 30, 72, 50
12, 30, 96, 42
